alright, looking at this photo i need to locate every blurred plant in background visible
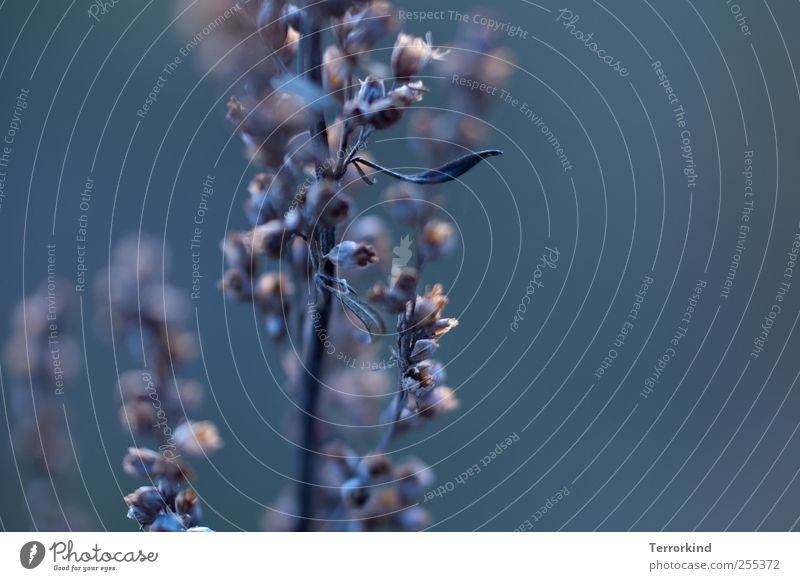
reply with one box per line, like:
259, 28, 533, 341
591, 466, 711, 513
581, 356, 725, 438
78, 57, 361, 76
95, 237, 222, 531
3, 282, 91, 530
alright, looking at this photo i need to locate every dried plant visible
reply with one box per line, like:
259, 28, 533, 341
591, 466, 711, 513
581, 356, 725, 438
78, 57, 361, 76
95, 236, 222, 531
214, 0, 508, 531
3, 282, 91, 530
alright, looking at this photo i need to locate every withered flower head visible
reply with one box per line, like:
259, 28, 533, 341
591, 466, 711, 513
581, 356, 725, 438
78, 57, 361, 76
421, 219, 457, 262
345, 80, 427, 130
357, 75, 386, 104
326, 240, 379, 268
124, 486, 166, 527
123, 447, 192, 481
368, 267, 419, 314
324, 45, 348, 96
174, 421, 224, 457
250, 219, 292, 260
254, 272, 294, 312
305, 178, 352, 227
391, 32, 449, 81
342, 1, 397, 59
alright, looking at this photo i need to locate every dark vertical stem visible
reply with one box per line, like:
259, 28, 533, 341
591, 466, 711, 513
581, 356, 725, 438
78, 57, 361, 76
303, 18, 329, 174
296, 13, 331, 532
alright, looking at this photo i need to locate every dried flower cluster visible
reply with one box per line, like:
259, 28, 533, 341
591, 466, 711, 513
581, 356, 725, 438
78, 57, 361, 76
210, 0, 507, 532
96, 236, 222, 531
3, 283, 89, 530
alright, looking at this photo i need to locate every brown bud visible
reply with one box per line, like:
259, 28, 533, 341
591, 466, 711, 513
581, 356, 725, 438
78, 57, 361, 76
251, 220, 291, 259
174, 421, 223, 457
391, 33, 448, 81
421, 220, 457, 261
305, 179, 351, 227
326, 240, 378, 269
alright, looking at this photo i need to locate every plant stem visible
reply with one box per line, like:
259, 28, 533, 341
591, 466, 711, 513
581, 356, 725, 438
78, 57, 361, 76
296, 14, 331, 531
296, 229, 335, 531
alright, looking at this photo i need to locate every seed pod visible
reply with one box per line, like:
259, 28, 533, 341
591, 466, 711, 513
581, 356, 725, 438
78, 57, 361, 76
409, 338, 438, 363
254, 272, 294, 313
246, 173, 281, 226
397, 506, 432, 531
175, 488, 202, 528
251, 220, 291, 260
149, 512, 186, 532
356, 454, 392, 481
119, 400, 156, 434
221, 231, 256, 274
421, 220, 457, 261
124, 486, 166, 526
391, 33, 448, 81
174, 421, 223, 457
343, 1, 397, 58
326, 240, 378, 269
324, 46, 348, 96
305, 179, 351, 227
340, 477, 370, 509
122, 447, 192, 481
357, 75, 386, 104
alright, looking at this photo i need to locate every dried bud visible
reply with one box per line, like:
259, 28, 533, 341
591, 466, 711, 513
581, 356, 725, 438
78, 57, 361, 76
412, 284, 448, 326
397, 506, 432, 531
305, 179, 352, 227
119, 400, 156, 434
421, 220, 457, 261
265, 313, 287, 339
254, 272, 294, 312
409, 338, 438, 363
356, 453, 393, 481
369, 267, 418, 314
251, 220, 292, 259
326, 240, 378, 269
340, 477, 370, 509
174, 421, 223, 457
221, 232, 256, 274
391, 33, 448, 81
122, 447, 191, 481
343, 1, 397, 58
383, 183, 427, 223
418, 386, 459, 418
175, 488, 202, 528
246, 173, 282, 226
432, 317, 459, 338
402, 361, 437, 397
220, 268, 251, 300
324, 46, 348, 96
124, 486, 166, 526
149, 512, 186, 532
345, 79, 427, 130
357, 75, 386, 105
396, 457, 435, 497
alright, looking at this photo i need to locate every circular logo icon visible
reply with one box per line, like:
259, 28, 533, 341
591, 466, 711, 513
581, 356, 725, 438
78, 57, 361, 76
20, 541, 45, 569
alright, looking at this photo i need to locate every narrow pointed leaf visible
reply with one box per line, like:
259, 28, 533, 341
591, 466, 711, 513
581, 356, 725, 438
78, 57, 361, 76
349, 149, 503, 185
337, 292, 386, 340
352, 160, 376, 185
316, 274, 386, 339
